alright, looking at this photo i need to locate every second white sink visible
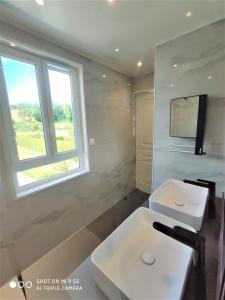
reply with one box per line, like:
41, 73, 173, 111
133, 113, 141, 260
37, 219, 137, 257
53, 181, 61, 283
149, 179, 208, 231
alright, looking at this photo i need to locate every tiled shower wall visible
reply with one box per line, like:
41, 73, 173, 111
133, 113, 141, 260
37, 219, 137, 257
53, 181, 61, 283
153, 19, 225, 196
0, 20, 135, 286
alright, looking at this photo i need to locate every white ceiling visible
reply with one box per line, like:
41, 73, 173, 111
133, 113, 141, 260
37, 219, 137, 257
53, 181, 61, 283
0, 0, 224, 78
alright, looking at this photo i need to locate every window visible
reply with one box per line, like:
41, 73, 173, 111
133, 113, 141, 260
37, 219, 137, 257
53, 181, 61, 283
0, 45, 89, 197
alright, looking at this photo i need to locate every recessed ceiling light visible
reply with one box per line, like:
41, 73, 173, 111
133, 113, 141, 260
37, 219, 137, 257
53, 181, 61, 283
173, 64, 178, 67
137, 61, 142, 67
102, 74, 106, 78
185, 11, 192, 17
9, 42, 16, 47
208, 75, 213, 79
169, 84, 175, 87
108, 0, 115, 2
115, 48, 119, 52
35, 0, 44, 5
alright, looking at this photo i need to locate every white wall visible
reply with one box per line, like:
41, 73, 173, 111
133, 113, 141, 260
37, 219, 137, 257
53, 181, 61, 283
132, 73, 154, 93
153, 19, 225, 196
0, 20, 135, 285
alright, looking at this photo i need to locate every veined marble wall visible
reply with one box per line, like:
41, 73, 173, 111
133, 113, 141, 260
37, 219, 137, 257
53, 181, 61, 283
132, 73, 154, 93
153, 19, 225, 196
0, 21, 135, 285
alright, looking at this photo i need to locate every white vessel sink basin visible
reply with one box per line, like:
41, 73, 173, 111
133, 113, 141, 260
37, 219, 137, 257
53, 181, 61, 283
91, 207, 194, 300
149, 179, 208, 231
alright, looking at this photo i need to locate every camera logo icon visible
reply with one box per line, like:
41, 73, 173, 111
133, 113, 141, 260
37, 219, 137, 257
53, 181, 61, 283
9, 280, 32, 289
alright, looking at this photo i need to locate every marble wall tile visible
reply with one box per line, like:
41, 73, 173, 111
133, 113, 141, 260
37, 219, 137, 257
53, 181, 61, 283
132, 73, 154, 93
153, 19, 225, 196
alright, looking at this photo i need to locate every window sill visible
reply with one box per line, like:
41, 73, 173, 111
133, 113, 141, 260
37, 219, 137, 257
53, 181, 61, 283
17, 168, 90, 199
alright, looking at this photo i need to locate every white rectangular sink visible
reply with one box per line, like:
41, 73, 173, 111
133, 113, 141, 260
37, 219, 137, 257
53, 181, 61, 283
149, 179, 208, 231
91, 207, 194, 300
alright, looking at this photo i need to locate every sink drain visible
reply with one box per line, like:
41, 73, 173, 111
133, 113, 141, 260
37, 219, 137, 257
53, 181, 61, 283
141, 252, 155, 265
175, 200, 184, 206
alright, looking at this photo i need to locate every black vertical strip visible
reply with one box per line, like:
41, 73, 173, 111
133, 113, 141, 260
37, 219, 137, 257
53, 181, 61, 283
17, 274, 27, 300
195, 94, 207, 155
216, 193, 225, 300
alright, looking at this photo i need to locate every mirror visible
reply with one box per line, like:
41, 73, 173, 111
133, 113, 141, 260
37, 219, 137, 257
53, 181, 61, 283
170, 94, 208, 155
170, 96, 200, 138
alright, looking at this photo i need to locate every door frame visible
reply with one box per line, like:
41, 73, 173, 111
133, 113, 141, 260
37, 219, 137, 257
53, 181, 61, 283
133, 89, 155, 193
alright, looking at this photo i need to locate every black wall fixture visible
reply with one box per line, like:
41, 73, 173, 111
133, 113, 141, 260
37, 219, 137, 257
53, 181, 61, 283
195, 94, 207, 155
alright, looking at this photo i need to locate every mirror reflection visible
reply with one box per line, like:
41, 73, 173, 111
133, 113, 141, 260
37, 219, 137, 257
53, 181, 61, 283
170, 96, 199, 137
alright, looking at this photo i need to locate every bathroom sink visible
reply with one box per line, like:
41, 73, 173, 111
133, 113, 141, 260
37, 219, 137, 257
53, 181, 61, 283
149, 179, 208, 231
91, 207, 194, 300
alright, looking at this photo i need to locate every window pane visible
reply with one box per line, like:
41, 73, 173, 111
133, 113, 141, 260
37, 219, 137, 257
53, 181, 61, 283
1, 57, 46, 160
17, 157, 79, 186
48, 68, 76, 152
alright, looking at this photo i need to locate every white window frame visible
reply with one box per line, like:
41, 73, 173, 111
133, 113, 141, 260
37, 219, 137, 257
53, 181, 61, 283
0, 44, 89, 197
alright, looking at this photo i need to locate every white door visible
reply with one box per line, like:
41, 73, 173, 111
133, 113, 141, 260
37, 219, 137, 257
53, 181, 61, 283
135, 92, 154, 194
